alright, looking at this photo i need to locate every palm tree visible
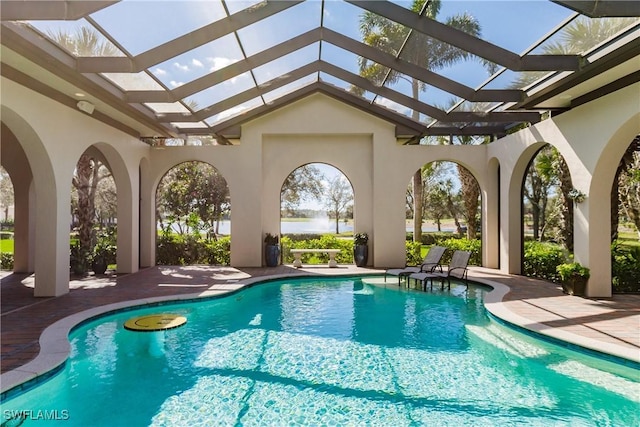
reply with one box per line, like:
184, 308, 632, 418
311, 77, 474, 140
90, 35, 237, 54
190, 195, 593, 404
513, 17, 636, 88
49, 27, 119, 272
48, 26, 120, 57
514, 18, 636, 250
358, 0, 484, 242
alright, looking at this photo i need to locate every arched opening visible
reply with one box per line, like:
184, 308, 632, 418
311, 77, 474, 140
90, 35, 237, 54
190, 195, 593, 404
0, 166, 15, 271
521, 144, 574, 283
279, 163, 355, 266
611, 135, 640, 293
155, 161, 230, 265
69, 148, 117, 276
408, 160, 482, 267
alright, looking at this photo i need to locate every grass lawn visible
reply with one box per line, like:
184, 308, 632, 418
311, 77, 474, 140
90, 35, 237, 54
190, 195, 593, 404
618, 230, 640, 248
1, 239, 14, 254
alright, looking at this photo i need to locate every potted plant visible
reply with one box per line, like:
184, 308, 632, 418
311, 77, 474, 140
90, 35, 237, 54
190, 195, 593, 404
70, 242, 89, 276
556, 262, 590, 296
92, 231, 116, 275
264, 233, 280, 267
353, 233, 369, 267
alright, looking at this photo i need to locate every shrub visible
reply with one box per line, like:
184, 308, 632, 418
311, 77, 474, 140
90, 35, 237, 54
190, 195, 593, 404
281, 235, 354, 264
439, 238, 482, 266
284, 233, 324, 242
157, 233, 231, 265
354, 233, 368, 245
523, 241, 564, 282
405, 241, 423, 265
205, 237, 231, 265
1, 252, 14, 270
556, 262, 590, 281
612, 243, 640, 293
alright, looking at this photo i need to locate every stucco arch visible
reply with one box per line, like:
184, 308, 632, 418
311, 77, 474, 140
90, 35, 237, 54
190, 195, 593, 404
83, 141, 138, 273
503, 140, 548, 273
1, 123, 34, 273
399, 156, 487, 267
279, 162, 354, 232
485, 157, 501, 268
0, 105, 68, 296
583, 113, 640, 296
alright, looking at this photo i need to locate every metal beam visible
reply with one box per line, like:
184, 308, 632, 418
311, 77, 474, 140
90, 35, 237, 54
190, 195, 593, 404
210, 81, 428, 135
320, 62, 540, 123
1, 1, 117, 21
125, 28, 322, 103
161, 59, 538, 126
76, 1, 302, 72
346, 0, 581, 71
322, 29, 523, 103
1, 23, 175, 137
518, 38, 640, 109
551, 1, 640, 17
159, 62, 321, 122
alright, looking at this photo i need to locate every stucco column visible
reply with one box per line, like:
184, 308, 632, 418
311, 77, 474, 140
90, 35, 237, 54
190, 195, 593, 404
139, 158, 155, 268
34, 181, 70, 297
502, 163, 522, 274
11, 177, 31, 272
482, 159, 500, 269
575, 185, 611, 297
230, 145, 262, 267
116, 168, 139, 274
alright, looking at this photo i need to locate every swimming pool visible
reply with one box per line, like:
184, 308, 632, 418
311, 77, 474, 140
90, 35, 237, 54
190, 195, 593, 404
2, 276, 638, 426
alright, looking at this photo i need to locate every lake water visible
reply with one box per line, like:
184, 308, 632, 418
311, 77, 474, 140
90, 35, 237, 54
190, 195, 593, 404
170, 218, 454, 235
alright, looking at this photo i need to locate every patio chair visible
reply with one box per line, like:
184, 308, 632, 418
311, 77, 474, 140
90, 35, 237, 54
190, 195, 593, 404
409, 250, 471, 291
384, 245, 446, 286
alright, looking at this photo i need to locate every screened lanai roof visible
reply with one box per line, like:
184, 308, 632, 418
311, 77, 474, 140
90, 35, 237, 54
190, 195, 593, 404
1, 0, 639, 144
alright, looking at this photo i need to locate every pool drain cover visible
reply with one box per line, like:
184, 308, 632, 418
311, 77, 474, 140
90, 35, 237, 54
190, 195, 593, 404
124, 314, 187, 332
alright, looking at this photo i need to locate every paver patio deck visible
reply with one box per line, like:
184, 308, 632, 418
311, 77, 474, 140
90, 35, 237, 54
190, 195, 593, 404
1, 265, 639, 392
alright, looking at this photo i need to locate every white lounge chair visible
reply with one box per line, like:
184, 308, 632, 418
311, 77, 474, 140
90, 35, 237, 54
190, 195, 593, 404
410, 250, 471, 291
384, 245, 446, 285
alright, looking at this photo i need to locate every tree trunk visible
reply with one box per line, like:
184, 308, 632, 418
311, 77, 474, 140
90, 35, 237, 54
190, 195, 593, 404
73, 155, 95, 256
556, 157, 574, 252
529, 203, 539, 241
457, 165, 480, 239
413, 170, 423, 242
410, 78, 423, 243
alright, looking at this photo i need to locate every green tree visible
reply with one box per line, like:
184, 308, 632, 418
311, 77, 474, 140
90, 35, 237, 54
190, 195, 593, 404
0, 168, 14, 222
196, 168, 230, 238
513, 17, 636, 89
281, 164, 325, 215
50, 27, 120, 272
523, 146, 556, 241
358, 0, 484, 242
156, 162, 230, 238
424, 180, 450, 231
48, 26, 120, 57
616, 141, 640, 240
324, 176, 353, 234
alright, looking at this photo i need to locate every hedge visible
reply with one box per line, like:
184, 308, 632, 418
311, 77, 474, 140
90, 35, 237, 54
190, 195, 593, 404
523, 240, 565, 283
156, 233, 230, 265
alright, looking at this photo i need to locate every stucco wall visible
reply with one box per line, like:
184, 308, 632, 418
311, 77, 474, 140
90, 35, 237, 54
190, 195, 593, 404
2, 74, 638, 296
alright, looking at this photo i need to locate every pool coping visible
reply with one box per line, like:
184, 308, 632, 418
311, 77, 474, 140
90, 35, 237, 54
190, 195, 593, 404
1, 271, 638, 396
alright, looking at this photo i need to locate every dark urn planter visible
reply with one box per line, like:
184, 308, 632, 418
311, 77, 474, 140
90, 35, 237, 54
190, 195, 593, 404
92, 257, 108, 275
562, 276, 587, 296
265, 244, 280, 267
354, 244, 368, 267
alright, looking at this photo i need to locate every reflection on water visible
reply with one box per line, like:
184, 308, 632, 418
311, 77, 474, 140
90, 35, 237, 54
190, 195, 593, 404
165, 218, 454, 235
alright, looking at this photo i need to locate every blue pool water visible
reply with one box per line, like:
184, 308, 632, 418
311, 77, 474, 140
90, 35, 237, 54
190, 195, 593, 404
2, 276, 639, 426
